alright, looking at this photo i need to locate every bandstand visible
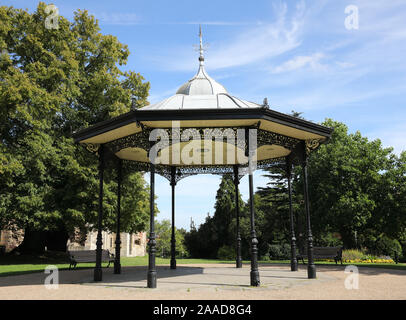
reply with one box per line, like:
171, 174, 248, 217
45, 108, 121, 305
73, 28, 333, 288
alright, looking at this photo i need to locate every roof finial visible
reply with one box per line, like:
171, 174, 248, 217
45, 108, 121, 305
198, 24, 205, 66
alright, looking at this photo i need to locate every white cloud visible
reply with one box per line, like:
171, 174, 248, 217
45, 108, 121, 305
270, 52, 326, 74
154, 1, 306, 72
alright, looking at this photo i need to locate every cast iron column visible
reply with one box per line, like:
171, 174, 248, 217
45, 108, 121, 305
147, 162, 157, 288
94, 145, 104, 281
170, 166, 177, 269
233, 165, 242, 268
247, 128, 260, 286
301, 143, 316, 279
286, 157, 298, 271
114, 159, 122, 274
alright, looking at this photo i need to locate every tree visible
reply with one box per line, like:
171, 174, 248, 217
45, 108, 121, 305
184, 175, 246, 258
255, 164, 294, 252
369, 151, 406, 250
302, 119, 394, 248
253, 111, 305, 257
0, 3, 151, 252
256, 117, 404, 256
155, 219, 187, 258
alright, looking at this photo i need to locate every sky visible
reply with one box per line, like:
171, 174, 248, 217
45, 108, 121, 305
4, 0, 406, 230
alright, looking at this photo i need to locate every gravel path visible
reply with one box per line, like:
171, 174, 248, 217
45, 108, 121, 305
0, 264, 405, 300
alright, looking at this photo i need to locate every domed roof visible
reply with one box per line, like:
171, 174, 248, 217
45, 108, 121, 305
176, 63, 228, 95
140, 26, 262, 111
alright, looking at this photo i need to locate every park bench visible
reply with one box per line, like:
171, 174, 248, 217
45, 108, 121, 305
67, 249, 114, 269
297, 246, 343, 265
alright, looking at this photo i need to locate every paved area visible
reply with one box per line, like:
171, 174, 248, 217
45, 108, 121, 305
0, 263, 405, 299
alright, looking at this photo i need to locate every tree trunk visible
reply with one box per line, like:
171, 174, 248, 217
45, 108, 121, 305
16, 227, 69, 254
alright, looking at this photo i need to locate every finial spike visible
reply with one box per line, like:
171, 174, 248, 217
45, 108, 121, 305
198, 24, 204, 66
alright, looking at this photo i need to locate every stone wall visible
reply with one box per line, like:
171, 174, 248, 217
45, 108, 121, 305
0, 228, 25, 253
66, 229, 147, 257
0, 227, 147, 257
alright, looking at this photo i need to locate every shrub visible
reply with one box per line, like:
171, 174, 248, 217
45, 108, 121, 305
342, 249, 394, 263
374, 236, 402, 259
217, 245, 235, 260
268, 243, 290, 260
342, 249, 367, 261
400, 241, 406, 263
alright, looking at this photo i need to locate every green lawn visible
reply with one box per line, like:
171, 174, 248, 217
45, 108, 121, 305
1, 253, 405, 277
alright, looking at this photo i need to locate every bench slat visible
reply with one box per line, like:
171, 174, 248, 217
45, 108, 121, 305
297, 246, 343, 264
68, 249, 113, 265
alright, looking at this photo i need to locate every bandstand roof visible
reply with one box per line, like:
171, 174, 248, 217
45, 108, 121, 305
73, 27, 333, 180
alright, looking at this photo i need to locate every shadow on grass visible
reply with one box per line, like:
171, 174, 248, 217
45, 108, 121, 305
0, 252, 109, 277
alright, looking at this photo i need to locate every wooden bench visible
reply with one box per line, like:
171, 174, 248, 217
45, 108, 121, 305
67, 249, 114, 269
297, 246, 343, 265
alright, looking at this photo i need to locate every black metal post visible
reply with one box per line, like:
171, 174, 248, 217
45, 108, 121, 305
247, 128, 260, 286
301, 143, 316, 279
94, 145, 104, 282
233, 165, 242, 268
147, 163, 157, 288
286, 157, 298, 271
114, 159, 122, 274
170, 166, 177, 270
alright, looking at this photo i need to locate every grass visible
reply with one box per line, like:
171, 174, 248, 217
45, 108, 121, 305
1, 252, 406, 277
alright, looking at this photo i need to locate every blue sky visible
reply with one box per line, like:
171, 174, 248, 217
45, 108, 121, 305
5, 0, 406, 230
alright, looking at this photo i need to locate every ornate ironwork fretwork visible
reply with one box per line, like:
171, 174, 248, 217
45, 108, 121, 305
305, 139, 321, 155
106, 127, 300, 158
107, 128, 153, 154
256, 130, 301, 150
85, 143, 100, 154
122, 156, 286, 183
88, 126, 311, 183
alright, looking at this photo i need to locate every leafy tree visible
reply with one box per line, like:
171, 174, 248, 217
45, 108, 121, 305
256, 164, 292, 246
184, 175, 247, 258
0, 3, 151, 252
253, 110, 306, 255
372, 151, 406, 240
155, 219, 187, 258
255, 117, 405, 256
184, 213, 218, 258
299, 119, 394, 248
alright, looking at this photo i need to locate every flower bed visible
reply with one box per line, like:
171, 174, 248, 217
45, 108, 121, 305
325, 258, 394, 264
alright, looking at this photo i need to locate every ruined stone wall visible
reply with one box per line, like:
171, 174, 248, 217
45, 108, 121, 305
66, 228, 147, 257
0, 229, 25, 252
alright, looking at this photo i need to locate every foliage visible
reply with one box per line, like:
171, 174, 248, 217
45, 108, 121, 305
268, 243, 290, 260
294, 119, 406, 251
184, 175, 246, 259
342, 249, 367, 261
313, 232, 343, 247
255, 164, 297, 255
253, 118, 406, 259
217, 245, 235, 260
155, 219, 187, 258
0, 3, 151, 251
372, 236, 402, 258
